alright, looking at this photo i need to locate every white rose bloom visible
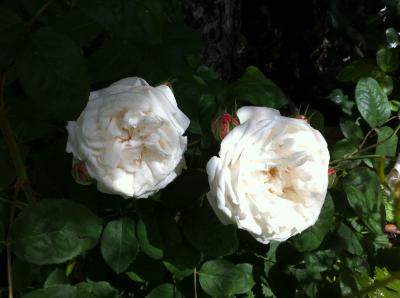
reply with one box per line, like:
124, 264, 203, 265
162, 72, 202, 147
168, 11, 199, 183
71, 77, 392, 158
206, 106, 330, 244
66, 77, 190, 198
388, 154, 400, 190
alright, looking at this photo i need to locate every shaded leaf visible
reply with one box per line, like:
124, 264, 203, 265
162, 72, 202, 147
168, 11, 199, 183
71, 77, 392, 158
13, 199, 102, 265
79, 0, 164, 44
377, 46, 399, 73
100, 217, 139, 274
16, 29, 90, 120
291, 193, 335, 252
228, 66, 288, 108
199, 259, 255, 296
146, 283, 183, 298
182, 200, 238, 257
0, 8, 27, 68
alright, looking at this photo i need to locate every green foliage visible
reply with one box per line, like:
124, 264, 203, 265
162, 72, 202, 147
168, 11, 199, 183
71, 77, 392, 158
291, 193, 335, 252
355, 77, 391, 128
328, 89, 355, 116
228, 66, 288, 108
146, 283, 183, 298
100, 217, 139, 274
22, 282, 118, 298
1, 0, 400, 297
343, 168, 385, 234
182, 201, 238, 257
16, 29, 90, 120
12, 199, 102, 264
199, 259, 255, 296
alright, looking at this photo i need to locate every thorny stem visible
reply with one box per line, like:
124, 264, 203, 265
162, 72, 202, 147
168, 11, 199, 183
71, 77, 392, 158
0, 197, 27, 209
344, 271, 400, 298
194, 267, 198, 298
330, 123, 400, 166
27, 0, 53, 30
358, 127, 378, 150
6, 190, 19, 298
0, 73, 34, 298
0, 75, 34, 202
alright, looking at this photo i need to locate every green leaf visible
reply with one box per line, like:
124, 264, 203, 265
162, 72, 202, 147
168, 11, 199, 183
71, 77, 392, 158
136, 219, 163, 260
337, 223, 364, 256
386, 27, 400, 48
355, 77, 391, 128
87, 40, 141, 84
343, 168, 385, 234
337, 59, 380, 83
376, 72, 394, 95
339, 118, 364, 142
377, 46, 399, 73
76, 281, 119, 298
100, 217, 139, 274
309, 110, 326, 136
228, 66, 288, 108
199, 259, 255, 296
376, 126, 398, 158
146, 283, 183, 298
291, 193, 334, 252
22, 285, 76, 298
126, 253, 166, 283
327, 89, 355, 116
162, 244, 201, 280
13, 199, 102, 265
0, 8, 27, 68
50, 9, 103, 47
182, 201, 238, 257
160, 169, 208, 210
22, 282, 118, 298
331, 139, 358, 161
44, 268, 68, 287
16, 29, 90, 120
79, 0, 164, 44
136, 201, 182, 260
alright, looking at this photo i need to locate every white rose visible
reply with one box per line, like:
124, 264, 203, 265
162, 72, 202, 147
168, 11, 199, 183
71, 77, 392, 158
66, 77, 190, 198
206, 106, 330, 244
388, 154, 400, 191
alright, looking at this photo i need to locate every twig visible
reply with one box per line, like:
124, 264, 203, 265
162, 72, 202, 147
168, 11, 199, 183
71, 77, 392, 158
358, 127, 378, 150
330, 124, 400, 166
0, 197, 27, 209
0, 74, 34, 202
194, 267, 198, 298
27, 0, 53, 30
6, 189, 19, 298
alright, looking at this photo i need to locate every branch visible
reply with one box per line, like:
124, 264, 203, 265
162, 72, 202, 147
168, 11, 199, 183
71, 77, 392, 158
27, 0, 53, 30
0, 75, 34, 202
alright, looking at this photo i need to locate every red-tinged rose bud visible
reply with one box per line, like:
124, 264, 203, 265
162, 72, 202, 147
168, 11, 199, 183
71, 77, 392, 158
212, 112, 240, 141
72, 159, 92, 185
328, 168, 336, 189
296, 115, 307, 120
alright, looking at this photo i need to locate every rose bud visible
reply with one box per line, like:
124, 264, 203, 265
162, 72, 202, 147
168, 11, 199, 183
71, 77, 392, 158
66, 77, 190, 198
212, 112, 240, 141
72, 159, 92, 185
328, 168, 337, 189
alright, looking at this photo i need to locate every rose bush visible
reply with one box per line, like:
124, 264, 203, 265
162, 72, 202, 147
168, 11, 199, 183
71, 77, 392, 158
206, 106, 330, 243
66, 77, 190, 198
